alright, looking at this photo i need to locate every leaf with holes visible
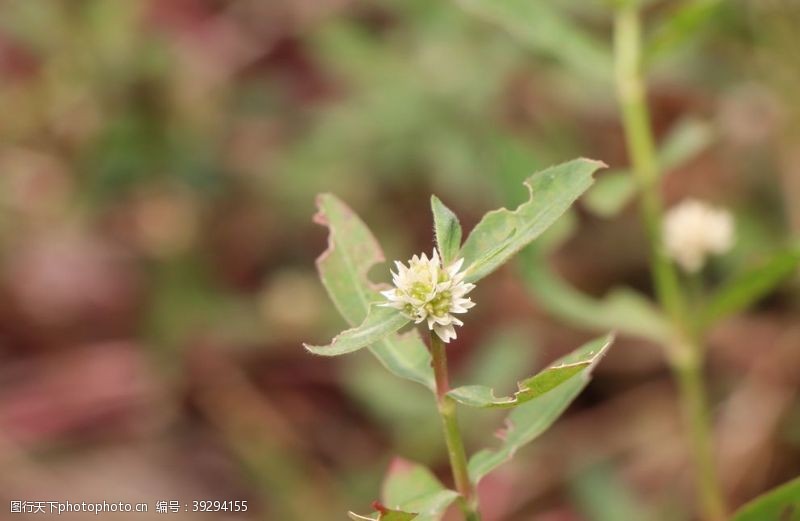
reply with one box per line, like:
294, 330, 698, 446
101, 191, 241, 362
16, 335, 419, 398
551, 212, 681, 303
309, 194, 434, 388
449, 335, 612, 408
460, 158, 605, 283
468, 335, 613, 484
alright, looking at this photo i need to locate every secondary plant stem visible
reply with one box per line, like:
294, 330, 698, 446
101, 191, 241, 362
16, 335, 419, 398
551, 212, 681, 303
613, 6, 726, 521
429, 332, 481, 521
613, 5, 684, 326
674, 347, 727, 521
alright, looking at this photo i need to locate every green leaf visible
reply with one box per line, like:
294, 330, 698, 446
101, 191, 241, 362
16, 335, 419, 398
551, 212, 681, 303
583, 170, 637, 218
449, 335, 611, 408
584, 118, 713, 218
313, 193, 386, 326
700, 246, 800, 329
570, 463, 654, 521
310, 194, 434, 388
460, 158, 605, 283
431, 195, 463, 266
731, 476, 800, 521
370, 330, 436, 391
537, 208, 580, 254
521, 249, 671, 344
382, 459, 459, 521
348, 510, 418, 521
462, 329, 538, 391
468, 335, 613, 484
658, 117, 714, 171
456, 0, 613, 85
645, 0, 725, 64
304, 305, 409, 356
349, 460, 459, 521
342, 352, 441, 458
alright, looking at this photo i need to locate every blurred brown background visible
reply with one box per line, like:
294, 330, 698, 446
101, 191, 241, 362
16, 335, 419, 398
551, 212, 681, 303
0, 0, 798, 520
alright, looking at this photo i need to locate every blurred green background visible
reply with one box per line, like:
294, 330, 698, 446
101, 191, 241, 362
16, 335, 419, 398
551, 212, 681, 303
0, 1, 798, 520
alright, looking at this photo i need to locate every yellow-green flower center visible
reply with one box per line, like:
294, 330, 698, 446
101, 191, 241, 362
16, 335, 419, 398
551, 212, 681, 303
408, 281, 433, 301
428, 291, 452, 317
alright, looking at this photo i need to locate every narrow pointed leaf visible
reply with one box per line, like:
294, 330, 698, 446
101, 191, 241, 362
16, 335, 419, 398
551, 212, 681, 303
448, 335, 611, 408
310, 194, 434, 387
468, 335, 614, 484
304, 305, 409, 356
431, 195, 462, 266
460, 158, 605, 283
521, 248, 671, 344
700, 245, 800, 328
731, 476, 800, 521
645, 0, 725, 64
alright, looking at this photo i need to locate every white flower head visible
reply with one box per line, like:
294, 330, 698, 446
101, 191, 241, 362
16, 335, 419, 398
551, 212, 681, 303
380, 250, 475, 343
664, 199, 735, 273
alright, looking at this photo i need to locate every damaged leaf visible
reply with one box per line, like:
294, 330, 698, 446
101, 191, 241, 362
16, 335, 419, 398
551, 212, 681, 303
460, 158, 605, 283
448, 335, 612, 408
468, 335, 614, 484
309, 194, 434, 388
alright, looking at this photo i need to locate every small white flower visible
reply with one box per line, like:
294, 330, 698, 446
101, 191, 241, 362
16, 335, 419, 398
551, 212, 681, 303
380, 250, 475, 343
664, 199, 735, 272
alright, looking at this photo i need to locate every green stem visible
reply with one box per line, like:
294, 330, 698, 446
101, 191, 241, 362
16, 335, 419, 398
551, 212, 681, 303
430, 332, 481, 521
613, 6, 727, 521
673, 348, 727, 521
613, 5, 685, 328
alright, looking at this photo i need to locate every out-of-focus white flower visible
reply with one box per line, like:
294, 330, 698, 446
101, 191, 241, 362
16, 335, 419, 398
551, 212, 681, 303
380, 250, 475, 343
663, 199, 735, 272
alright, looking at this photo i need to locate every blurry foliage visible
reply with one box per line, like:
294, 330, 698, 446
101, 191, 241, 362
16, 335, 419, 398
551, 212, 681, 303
570, 463, 654, 521
0, 0, 797, 519
730, 476, 800, 521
